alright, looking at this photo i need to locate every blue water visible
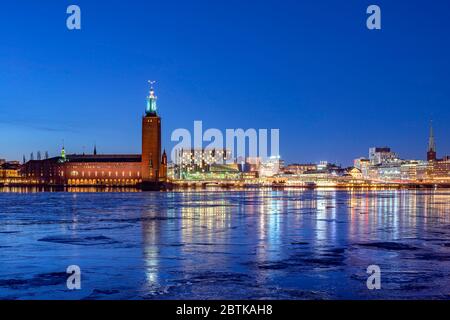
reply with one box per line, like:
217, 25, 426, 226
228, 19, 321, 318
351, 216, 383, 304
0, 188, 450, 300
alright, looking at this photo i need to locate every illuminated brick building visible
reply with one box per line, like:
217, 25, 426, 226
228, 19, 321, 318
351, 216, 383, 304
0, 161, 21, 185
21, 153, 142, 186
20, 83, 166, 187
427, 158, 450, 182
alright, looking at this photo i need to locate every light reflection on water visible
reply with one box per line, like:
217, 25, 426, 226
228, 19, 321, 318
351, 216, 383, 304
0, 188, 450, 299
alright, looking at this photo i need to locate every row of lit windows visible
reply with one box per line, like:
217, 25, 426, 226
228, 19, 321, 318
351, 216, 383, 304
67, 178, 142, 185
70, 171, 140, 177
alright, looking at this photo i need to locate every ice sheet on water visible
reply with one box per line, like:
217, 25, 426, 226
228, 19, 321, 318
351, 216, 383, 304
1, 189, 450, 299
357, 242, 419, 251
38, 235, 119, 246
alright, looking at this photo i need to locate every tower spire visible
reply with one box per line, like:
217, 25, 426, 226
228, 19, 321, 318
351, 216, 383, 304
427, 120, 437, 161
146, 80, 157, 116
61, 140, 66, 162
428, 120, 435, 151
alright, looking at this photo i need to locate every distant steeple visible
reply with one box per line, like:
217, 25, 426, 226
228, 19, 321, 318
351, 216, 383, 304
428, 120, 436, 152
427, 120, 437, 161
94, 144, 97, 155
160, 149, 168, 181
61, 142, 66, 161
145, 80, 158, 116
161, 149, 167, 165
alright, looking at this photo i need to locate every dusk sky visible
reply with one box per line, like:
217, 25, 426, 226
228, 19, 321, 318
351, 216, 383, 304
1, 0, 450, 165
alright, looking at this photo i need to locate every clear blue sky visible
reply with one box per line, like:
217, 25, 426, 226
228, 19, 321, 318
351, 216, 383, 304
1, 0, 450, 165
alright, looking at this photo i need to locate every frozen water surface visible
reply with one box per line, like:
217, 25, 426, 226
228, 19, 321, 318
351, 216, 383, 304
1, 188, 450, 300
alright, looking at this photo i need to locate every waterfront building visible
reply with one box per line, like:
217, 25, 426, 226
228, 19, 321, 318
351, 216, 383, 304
369, 147, 398, 165
172, 148, 241, 180
245, 157, 261, 166
353, 158, 371, 179
421, 121, 450, 182
369, 159, 429, 182
166, 162, 176, 180
283, 163, 317, 174
176, 163, 240, 181
242, 157, 261, 174
369, 161, 402, 181
175, 148, 231, 176
317, 160, 329, 171
19, 83, 166, 187
22, 154, 142, 186
242, 171, 258, 180
315, 161, 345, 175
348, 167, 363, 179
428, 158, 450, 183
400, 160, 428, 182
209, 163, 241, 180
259, 156, 282, 177
0, 161, 21, 185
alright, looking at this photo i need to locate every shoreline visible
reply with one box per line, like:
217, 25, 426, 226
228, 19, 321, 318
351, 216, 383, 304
2, 182, 450, 192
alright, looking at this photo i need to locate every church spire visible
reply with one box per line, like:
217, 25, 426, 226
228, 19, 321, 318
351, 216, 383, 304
427, 120, 437, 161
145, 80, 157, 116
61, 140, 66, 162
428, 120, 435, 152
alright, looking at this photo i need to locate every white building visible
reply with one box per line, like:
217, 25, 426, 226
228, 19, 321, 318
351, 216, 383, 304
259, 156, 282, 177
369, 147, 398, 165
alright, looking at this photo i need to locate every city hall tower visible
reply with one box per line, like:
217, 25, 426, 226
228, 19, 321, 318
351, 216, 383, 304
142, 81, 162, 182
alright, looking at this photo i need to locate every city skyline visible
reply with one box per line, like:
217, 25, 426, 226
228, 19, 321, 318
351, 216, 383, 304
1, 83, 447, 167
2, 1, 450, 304
1, 1, 450, 165
4, 118, 446, 167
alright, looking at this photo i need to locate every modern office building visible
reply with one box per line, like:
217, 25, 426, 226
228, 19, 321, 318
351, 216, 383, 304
175, 149, 231, 172
259, 156, 283, 177
428, 158, 450, 182
283, 163, 317, 174
353, 158, 371, 178
369, 147, 398, 165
